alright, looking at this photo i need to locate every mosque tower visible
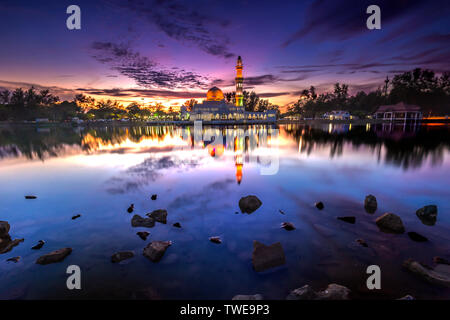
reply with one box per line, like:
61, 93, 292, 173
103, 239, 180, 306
235, 56, 243, 107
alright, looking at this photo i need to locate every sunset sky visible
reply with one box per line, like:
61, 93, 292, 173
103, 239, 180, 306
0, 0, 449, 110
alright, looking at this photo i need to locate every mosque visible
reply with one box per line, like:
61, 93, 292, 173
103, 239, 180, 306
181, 56, 277, 122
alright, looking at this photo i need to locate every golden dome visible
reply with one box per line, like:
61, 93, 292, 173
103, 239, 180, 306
206, 86, 224, 101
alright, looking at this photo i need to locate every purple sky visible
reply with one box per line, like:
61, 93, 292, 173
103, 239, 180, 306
0, 0, 449, 109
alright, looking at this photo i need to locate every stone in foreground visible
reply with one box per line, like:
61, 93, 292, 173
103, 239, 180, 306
407, 231, 428, 242
0, 222, 24, 255
209, 236, 222, 244
316, 284, 351, 300
232, 294, 263, 300
337, 216, 356, 224
131, 214, 155, 228
151, 194, 157, 200
252, 240, 286, 272
111, 251, 134, 263
137, 231, 150, 240
315, 202, 324, 210
239, 195, 262, 214
143, 241, 172, 262
286, 285, 316, 300
281, 222, 295, 231
375, 213, 405, 234
36, 248, 72, 265
364, 194, 377, 213
0, 221, 10, 237
416, 205, 438, 226
147, 209, 167, 224
31, 240, 45, 250
403, 259, 450, 287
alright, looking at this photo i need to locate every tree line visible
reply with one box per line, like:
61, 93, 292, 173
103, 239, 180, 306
287, 69, 450, 118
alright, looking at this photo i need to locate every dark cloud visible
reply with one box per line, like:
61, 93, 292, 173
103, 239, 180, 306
76, 87, 205, 99
91, 41, 210, 89
283, 0, 428, 46
109, 0, 234, 58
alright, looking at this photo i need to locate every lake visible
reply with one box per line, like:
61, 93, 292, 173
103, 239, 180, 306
0, 122, 449, 300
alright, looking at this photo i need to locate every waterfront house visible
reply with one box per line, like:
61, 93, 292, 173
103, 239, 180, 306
374, 102, 422, 121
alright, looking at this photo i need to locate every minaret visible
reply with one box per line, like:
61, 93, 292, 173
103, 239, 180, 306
235, 56, 243, 107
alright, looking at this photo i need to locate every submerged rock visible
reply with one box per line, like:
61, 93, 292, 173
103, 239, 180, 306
25, 195, 37, 199
6, 256, 20, 263
143, 241, 172, 262
146, 209, 167, 224
31, 240, 45, 250
131, 215, 155, 228
403, 259, 450, 287
173, 222, 181, 228
356, 239, 368, 247
416, 205, 438, 226
407, 232, 428, 242
209, 236, 222, 244
397, 295, 415, 300
316, 284, 351, 300
315, 202, 324, 210
137, 231, 150, 240
239, 195, 262, 214
232, 294, 263, 300
375, 213, 405, 234
252, 240, 286, 272
71, 214, 81, 220
364, 195, 377, 213
0, 238, 24, 254
337, 216, 356, 224
279, 209, 285, 215
111, 251, 134, 263
286, 285, 316, 300
127, 204, 134, 213
36, 248, 72, 265
151, 194, 157, 200
281, 222, 295, 231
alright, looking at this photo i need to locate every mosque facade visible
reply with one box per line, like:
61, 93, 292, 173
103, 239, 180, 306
182, 56, 277, 122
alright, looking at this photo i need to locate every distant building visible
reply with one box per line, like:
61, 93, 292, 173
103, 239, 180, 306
323, 110, 351, 120
182, 56, 277, 122
35, 118, 49, 123
374, 102, 422, 121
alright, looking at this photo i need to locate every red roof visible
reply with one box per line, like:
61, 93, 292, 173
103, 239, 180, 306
375, 102, 421, 113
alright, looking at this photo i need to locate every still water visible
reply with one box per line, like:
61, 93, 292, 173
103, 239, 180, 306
0, 123, 449, 299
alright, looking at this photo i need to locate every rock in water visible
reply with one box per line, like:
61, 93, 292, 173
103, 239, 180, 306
0, 238, 24, 254
131, 215, 155, 228
416, 205, 438, 226
407, 232, 428, 242
151, 194, 157, 200
403, 259, 450, 287
0, 221, 10, 237
286, 285, 317, 300
31, 240, 45, 250
71, 214, 81, 220
337, 216, 356, 224
375, 213, 405, 234
136, 231, 150, 241
279, 209, 285, 215
127, 204, 134, 213
364, 195, 377, 213
356, 239, 368, 247
315, 202, 324, 210
6, 256, 20, 263
281, 222, 295, 231
209, 236, 222, 244
111, 251, 134, 263
36, 248, 72, 265
239, 196, 262, 214
232, 294, 264, 300
397, 295, 415, 300
252, 241, 286, 272
25, 195, 37, 199
146, 209, 167, 224
315, 284, 351, 300
173, 222, 181, 228
143, 241, 172, 262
